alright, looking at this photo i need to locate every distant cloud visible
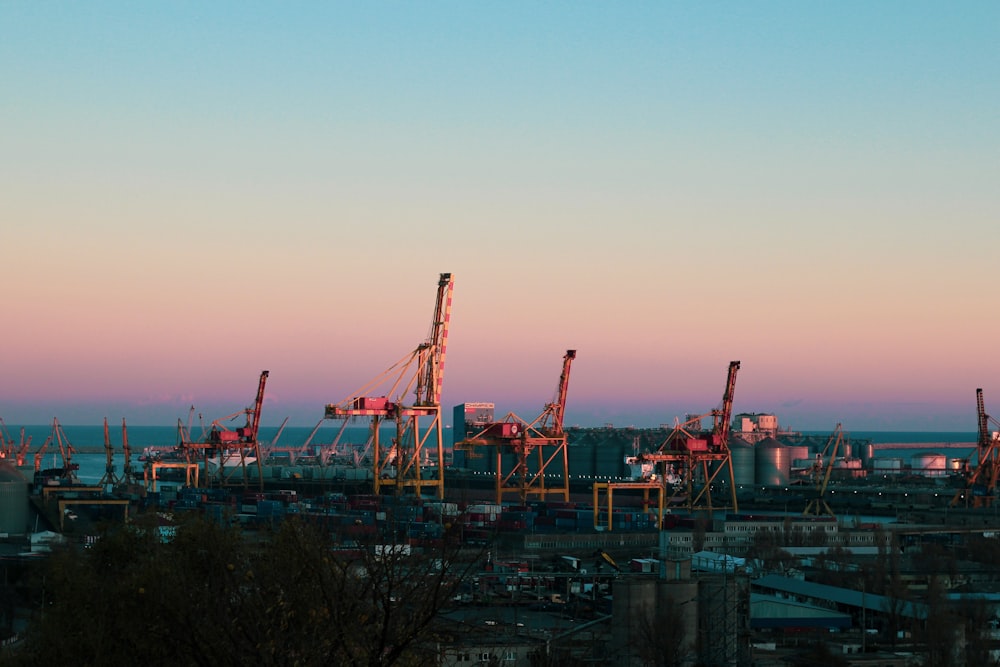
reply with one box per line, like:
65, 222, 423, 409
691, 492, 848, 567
133, 393, 197, 407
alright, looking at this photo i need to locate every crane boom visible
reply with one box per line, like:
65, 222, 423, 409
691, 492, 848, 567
250, 370, 269, 442
978, 388, 989, 448
711, 360, 740, 448
553, 350, 576, 435
416, 272, 454, 407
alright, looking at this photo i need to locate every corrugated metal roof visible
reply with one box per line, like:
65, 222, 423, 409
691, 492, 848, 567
750, 593, 852, 629
753, 574, 926, 619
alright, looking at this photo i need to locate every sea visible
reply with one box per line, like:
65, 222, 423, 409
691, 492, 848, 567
3, 423, 982, 487
5, 423, 383, 485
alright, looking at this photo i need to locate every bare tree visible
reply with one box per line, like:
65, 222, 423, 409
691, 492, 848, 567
632, 594, 695, 667
10, 511, 477, 666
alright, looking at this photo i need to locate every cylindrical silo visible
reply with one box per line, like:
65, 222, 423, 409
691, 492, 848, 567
729, 438, 756, 487
786, 445, 810, 473
612, 578, 658, 665
0, 463, 29, 535
911, 452, 947, 477
698, 575, 749, 667
855, 442, 875, 468
660, 580, 699, 663
755, 438, 790, 487
873, 458, 903, 474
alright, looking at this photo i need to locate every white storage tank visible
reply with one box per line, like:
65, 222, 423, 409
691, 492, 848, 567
911, 452, 947, 477
873, 457, 903, 474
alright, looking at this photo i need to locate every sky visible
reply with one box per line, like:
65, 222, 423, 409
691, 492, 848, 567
1, 2, 998, 432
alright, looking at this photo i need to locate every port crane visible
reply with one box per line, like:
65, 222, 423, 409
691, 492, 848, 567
99, 417, 119, 487
161, 370, 269, 490
952, 388, 1000, 508
457, 350, 577, 505
0, 419, 31, 465
0, 418, 14, 460
325, 273, 454, 498
803, 423, 846, 518
32, 418, 78, 485
120, 418, 134, 486
32, 434, 52, 473
15, 428, 32, 467
641, 360, 741, 512
52, 418, 78, 476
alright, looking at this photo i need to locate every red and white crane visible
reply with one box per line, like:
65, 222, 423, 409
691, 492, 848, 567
641, 360, 742, 512
325, 273, 454, 498
457, 349, 577, 505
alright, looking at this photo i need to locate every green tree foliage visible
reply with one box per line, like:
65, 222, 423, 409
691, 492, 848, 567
9, 513, 471, 667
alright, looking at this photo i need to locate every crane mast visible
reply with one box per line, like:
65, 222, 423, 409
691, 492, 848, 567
545, 350, 576, 435
325, 272, 454, 498
803, 423, 845, 518
714, 360, 740, 447
99, 417, 118, 487
250, 370, 269, 443
121, 418, 133, 486
952, 388, 1000, 508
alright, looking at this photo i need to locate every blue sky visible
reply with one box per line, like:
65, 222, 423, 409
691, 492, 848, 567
1, 3, 998, 430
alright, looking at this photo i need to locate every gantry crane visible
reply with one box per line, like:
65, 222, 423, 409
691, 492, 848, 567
32, 418, 78, 484
0, 420, 30, 465
121, 418, 134, 486
33, 434, 52, 473
0, 418, 14, 460
325, 273, 454, 498
457, 350, 577, 505
99, 417, 119, 487
52, 418, 78, 477
15, 427, 32, 466
952, 388, 1000, 508
165, 370, 269, 490
640, 360, 741, 512
803, 423, 846, 518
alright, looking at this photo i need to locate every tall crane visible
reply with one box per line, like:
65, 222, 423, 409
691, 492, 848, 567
0, 418, 14, 460
33, 434, 52, 473
803, 423, 846, 518
99, 417, 119, 487
121, 418, 134, 486
176, 370, 269, 489
15, 427, 32, 466
33, 418, 77, 484
52, 418, 78, 477
641, 361, 742, 512
458, 350, 577, 505
325, 273, 455, 498
0, 420, 31, 464
952, 388, 1000, 508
